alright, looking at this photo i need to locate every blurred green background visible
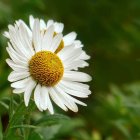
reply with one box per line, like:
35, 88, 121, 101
0, 0, 140, 140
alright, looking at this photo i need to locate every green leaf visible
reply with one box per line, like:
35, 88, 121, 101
9, 94, 14, 120
35, 114, 70, 126
11, 124, 39, 129
1, 97, 18, 106
4, 100, 36, 139
9, 100, 35, 126
9, 102, 27, 126
0, 100, 9, 110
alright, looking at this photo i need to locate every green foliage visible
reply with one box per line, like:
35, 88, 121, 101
0, 0, 140, 140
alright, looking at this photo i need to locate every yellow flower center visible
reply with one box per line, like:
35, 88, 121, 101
29, 51, 64, 86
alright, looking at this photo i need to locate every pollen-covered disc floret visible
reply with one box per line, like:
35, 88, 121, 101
29, 51, 64, 86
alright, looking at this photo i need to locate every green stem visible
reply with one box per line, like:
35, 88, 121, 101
9, 92, 14, 119
4, 90, 14, 139
24, 108, 31, 140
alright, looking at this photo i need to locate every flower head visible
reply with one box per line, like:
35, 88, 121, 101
4, 16, 91, 114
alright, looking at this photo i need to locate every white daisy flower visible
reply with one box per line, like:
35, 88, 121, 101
5, 17, 91, 114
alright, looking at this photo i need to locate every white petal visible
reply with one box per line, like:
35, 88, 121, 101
42, 25, 54, 50
39, 86, 48, 110
33, 19, 41, 52
24, 79, 36, 106
54, 85, 78, 112
57, 85, 86, 106
49, 87, 68, 111
13, 88, 25, 94
8, 25, 30, 59
34, 84, 43, 111
6, 59, 28, 71
7, 42, 28, 62
80, 51, 90, 60
74, 40, 83, 48
3, 31, 10, 38
40, 19, 47, 30
46, 20, 54, 28
58, 44, 75, 60
58, 82, 91, 98
18, 23, 34, 55
9, 24, 31, 59
8, 71, 30, 82
11, 77, 31, 89
74, 41, 90, 60
54, 22, 64, 33
77, 61, 89, 68
42, 87, 54, 114
58, 80, 91, 96
29, 15, 35, 30
6, 47, 28, 66
50, 33, 62, 52
16, 20, 32, 36
63, 71, 92, 82
62, 48, 83, 63
63, 32, 77, 46
13, 24, 28, 54
64, 60, 89, 70
61, 80, 90, 91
